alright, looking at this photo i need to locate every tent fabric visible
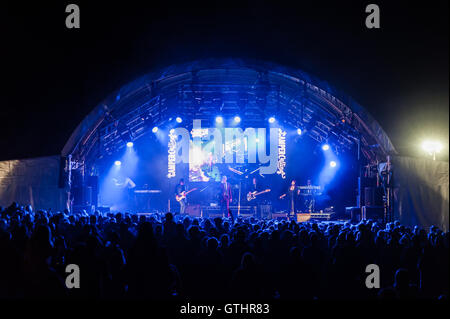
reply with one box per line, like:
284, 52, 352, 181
0, 156, 68, 211
393, 155, 449, 231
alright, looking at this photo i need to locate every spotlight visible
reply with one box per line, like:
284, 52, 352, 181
114, 160, 121, 166
322, 144, 330, 151
297, 128, 302, 135
176, 117, 183, 123
215, 116, 223, 124
234, 116, 241, 123
268, 117, 276, 123
152, 126, 158, 133
329, 161, 337, 167
422, 140, 443, 160
126, 142, 133, 147
255, 138, 260, 143
169, 128, 175, 134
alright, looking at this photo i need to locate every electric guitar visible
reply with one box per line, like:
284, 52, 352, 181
247, 189, 271, 201
175, 188, 198, 202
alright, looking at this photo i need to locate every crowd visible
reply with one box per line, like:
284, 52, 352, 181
0, 202, 448, 300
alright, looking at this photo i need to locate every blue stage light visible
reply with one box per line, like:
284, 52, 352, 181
330, 161, 337, 167
126, 142, 133, 147
234, 116, 241, 123
297, 128, 302, 135
152, 126, 158, 133
114, 160, 121, 166
176, 117, 183, 123
268, 117, 276, 123
215, 116, 223, 124
322, 144, 330, 151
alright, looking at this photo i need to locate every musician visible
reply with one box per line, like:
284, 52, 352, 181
220, 175, 233, 220
280, 179, 300, 216
304, 179, 314, 212
113, 176, 136, 210
175, 178, 186, 215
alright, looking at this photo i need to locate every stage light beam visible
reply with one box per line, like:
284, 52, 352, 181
234, 116, 241, 123
322, 144, 330, 151
126, 142, 133, 147
152, 126, 159, 133
176, 117, 183, 123
114, 160, 121, 166
268, 117, 276, 123
329, 161, 337, 168
215, 116, 223, 124
297, 128, 302, 135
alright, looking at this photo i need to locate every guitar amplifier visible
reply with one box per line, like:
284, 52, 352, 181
186, 204, 201, 217
260, 204, 272, 219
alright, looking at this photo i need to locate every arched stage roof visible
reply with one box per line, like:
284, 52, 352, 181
62, 58, 396, 166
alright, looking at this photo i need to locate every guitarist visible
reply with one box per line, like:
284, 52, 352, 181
175, 178, 187, 215
248, 176, 259, 217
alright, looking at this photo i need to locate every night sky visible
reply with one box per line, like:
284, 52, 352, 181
2, 0, 448, 161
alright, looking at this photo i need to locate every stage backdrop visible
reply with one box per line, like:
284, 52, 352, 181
0, 156, 68, 211
393, 156, 449, 231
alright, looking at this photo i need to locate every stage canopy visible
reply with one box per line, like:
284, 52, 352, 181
62, 59, 396, 167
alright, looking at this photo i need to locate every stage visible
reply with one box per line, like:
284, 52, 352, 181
56, 59, 428, 227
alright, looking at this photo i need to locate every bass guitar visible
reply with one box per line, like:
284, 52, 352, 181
175, 188, 198, 202
247, 189, 271, 201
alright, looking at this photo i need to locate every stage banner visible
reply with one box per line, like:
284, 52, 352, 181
0, 155, 68, 211
393, 155, 449, 231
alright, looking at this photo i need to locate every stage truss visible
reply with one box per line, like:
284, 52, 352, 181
62, 59, 396, 174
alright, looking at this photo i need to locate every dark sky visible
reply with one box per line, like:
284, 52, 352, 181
2, 0, 448, 161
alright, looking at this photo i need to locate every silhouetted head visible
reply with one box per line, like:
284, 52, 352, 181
394, 268, 410, 291
241, 252, 256, 269
165, 212, 174, 222
207, 237, 219, 250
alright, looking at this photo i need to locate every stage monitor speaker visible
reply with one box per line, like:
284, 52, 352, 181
186, 204, 201, 217
346, 206, 361, 223
271, 212, 288, 220
260, 204, 272, 219
364, 187, 375, 206
86, 176, 99, 207
296, 213, 311, 223
364, 186, 384, 206
361, 206, 384, 221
